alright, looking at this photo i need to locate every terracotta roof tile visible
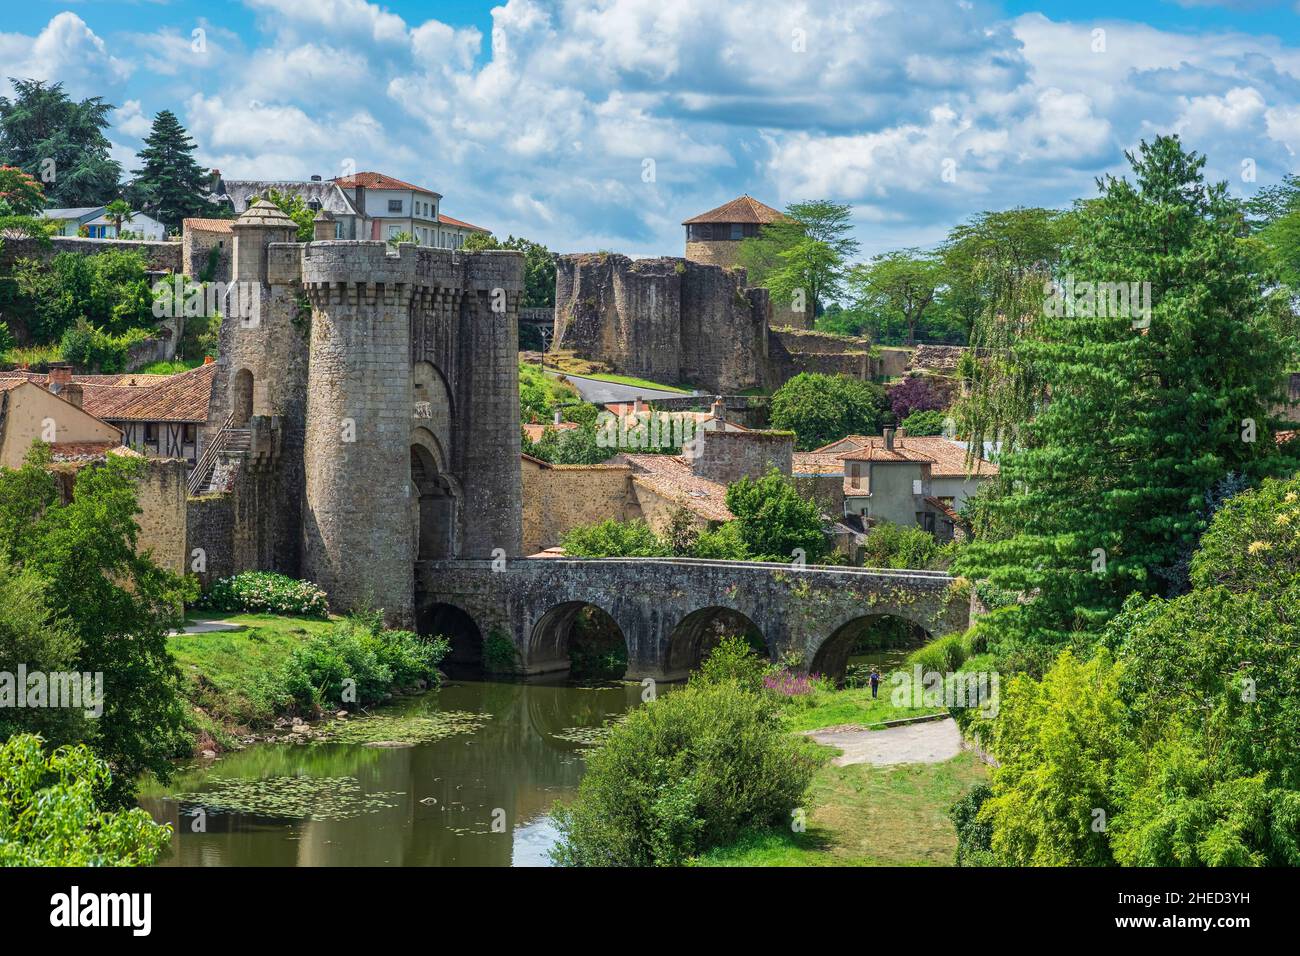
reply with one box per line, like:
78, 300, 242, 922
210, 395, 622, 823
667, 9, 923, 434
333, 171, 438, 195
184, 218, 234, 234
622, 453, 734, 522
76, 363, 217, 423
522, 420, 579, 443
682, 195, 788, 226
437, 213, 489, 233
833, 435, 999, 478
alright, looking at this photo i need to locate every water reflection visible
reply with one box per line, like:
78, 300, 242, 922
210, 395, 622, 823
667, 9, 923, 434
140, 679, 648, 867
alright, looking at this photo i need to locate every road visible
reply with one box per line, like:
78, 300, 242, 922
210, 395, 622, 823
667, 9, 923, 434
543, 370, 697, 405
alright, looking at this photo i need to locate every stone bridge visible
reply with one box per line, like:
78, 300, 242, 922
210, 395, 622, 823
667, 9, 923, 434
416, 558, 971, 681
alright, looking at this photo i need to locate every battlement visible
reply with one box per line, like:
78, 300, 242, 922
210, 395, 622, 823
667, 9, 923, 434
276, 241, 525, 296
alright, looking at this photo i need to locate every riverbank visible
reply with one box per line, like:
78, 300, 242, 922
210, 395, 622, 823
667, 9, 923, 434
696, 748, 988, 866
170, 611, 336, 751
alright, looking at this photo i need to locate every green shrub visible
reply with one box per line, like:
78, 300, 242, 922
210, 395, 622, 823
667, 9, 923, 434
551, 680, 825, 866
691, 635, 770, 693
560, 518, 670, 557
483, 630, 519, 673
902, 409, 946, 436
59, 322, 152, 373
860, 520, 956, 570
0, 734, 171, 866
199, 571, 329, 617
949, 783, 995, 866
279, 616, 448, 712
907, 632, 967, 673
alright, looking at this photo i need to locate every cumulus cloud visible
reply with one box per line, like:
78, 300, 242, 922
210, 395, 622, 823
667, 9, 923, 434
0, 12, 130, 99
11, 1, 1300, 258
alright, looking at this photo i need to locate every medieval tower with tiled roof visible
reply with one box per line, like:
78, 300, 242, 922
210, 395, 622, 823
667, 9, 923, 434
682, 194, 787, 269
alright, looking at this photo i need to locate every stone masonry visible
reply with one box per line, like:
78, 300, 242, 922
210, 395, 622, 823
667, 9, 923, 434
192, 200, 523, 627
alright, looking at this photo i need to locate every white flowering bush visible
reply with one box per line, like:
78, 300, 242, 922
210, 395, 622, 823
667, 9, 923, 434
199, 572, 329, 617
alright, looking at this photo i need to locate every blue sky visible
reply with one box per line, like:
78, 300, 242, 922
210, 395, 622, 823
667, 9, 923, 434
4, 0, 1300, 258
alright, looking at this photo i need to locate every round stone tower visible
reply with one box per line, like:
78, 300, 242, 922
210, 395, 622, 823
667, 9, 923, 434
300, 242, 418, 625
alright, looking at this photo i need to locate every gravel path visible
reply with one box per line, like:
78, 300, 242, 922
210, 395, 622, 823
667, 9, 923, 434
805, 717, 964, 767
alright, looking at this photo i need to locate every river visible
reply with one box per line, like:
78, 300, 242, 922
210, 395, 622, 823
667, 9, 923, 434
138, 678, 649, 867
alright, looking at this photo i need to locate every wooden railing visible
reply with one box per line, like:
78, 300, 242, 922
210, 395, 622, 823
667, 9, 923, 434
187, 412, 236, 496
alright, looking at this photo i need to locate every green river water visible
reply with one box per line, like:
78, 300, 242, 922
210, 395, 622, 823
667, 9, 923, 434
138, 679, 648, 867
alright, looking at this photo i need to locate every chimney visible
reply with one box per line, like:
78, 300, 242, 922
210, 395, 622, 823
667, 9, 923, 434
553, 409, 562, 425
204, 355, 215, 365
710, 395, 726, 421
634, 396, 645, 415
883, 427, 895, 451
47, 365, 73, 394
312, 208, 336, 241
62, 382, 83, 409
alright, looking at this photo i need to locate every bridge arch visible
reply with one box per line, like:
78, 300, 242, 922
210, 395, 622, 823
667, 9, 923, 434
809, 611, 935, 681
667, 605, 768, 675
529, 600, 630, 679
417, 601, 483, 672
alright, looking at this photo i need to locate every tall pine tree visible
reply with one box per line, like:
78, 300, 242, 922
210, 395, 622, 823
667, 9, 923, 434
957, 136, 1299, 661
129, 110, 211, 234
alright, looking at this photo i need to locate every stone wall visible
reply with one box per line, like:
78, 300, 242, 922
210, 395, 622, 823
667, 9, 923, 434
133, 457, 189, 575
684, 239, 741, 270
182, 225, 233, 283
554, 253, 771, 393
186, 494, 234, 588
693, 428, 793, 486
794, 474, 845, 517
521, 458, 637, 554
908, 344, 967, 375
0, 236, 181, 274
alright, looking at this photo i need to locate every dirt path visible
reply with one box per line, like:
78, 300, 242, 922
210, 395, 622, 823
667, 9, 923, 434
805, 717, 964, 767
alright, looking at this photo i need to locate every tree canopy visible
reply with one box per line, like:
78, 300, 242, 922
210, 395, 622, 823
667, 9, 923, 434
0, 78, 121, 207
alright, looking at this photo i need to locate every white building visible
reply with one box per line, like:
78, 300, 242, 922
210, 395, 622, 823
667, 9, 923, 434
40, 207, 166, 240
213, 171, 489, 249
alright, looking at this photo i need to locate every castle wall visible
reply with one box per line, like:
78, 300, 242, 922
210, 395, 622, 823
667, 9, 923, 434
554, 253, 771, 393
679, 261, 768, 393
554, 254, 683, 387
132, 457, 189, 576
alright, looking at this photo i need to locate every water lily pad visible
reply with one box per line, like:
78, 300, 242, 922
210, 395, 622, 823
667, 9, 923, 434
312, 710, 490, 745
173, 775, 404, 821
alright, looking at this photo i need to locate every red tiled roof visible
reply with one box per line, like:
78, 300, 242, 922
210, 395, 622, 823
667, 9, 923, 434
184, 217, 234, 234
522, 420, 579, 443
924, 496, 967, 525
333, 171, 437, 194
791, 452, 844, 476
832, 435, 999, 478
437, 213, 489, 233
682, 195, 787, 226
75, 363, 217, 423
622, 454, 734, 522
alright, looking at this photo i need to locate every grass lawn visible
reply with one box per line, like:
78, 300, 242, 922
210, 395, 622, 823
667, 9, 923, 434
136, 358, 203, 374
169, 611, 336, 733
696, 750, 988, 866
781, 684, 947, 732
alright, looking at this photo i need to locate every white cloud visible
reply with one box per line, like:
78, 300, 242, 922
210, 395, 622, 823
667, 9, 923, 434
0, 12, 129, 99
11, 2, 1300, 259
